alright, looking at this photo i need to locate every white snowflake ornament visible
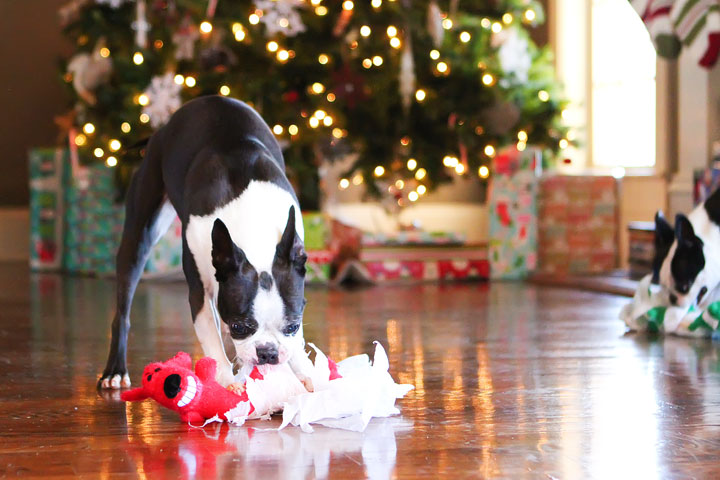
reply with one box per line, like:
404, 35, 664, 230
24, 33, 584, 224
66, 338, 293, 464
254, 0, 306, 37
142, 73, 182, 128
96, 0, 128, 8
492, 27, 531, 85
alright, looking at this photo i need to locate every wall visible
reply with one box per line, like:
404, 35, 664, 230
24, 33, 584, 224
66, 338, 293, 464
0, 0, 70, 206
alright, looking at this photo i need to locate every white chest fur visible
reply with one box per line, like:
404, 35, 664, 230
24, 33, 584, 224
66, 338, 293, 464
185, 180, 304, 296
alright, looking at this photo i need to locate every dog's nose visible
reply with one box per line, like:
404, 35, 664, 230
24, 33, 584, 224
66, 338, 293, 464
256, 343, 279, 365
669, 293, 678, 305
676, 284, 689, 294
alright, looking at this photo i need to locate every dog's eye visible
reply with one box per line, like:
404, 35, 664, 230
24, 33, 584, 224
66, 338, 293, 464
283, 323, 300, 336
230, 322, 253, 338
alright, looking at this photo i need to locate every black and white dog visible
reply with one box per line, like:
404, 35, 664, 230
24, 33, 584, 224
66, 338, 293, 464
99, 96, 311, 390
654, 188, 720, 308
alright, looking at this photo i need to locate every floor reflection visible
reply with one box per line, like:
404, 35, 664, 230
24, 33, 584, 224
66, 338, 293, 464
124, 417, 412, 480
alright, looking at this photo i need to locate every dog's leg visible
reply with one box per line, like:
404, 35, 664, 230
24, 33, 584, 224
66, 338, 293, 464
183, 240, 235, 387
99, 141, 166, 389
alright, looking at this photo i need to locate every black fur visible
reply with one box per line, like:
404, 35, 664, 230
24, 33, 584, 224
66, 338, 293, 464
671, 214, 705, 294
704, 187, 720, 225
653, 211, 674, 283
100, 96, 306, 387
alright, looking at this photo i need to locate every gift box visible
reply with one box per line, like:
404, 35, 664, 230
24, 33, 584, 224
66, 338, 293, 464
487, 147, 541, 279
28, 149, 66, 270
360, 246, 489, 282
538, 175, 618, 274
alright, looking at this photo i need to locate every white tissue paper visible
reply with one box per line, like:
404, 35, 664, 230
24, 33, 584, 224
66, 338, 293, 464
228, 342, 414, 433
280, 342, 414, 433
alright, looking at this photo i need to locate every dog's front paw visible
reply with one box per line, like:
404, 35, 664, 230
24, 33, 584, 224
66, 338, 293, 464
299, 376, 314, 392
98, 371, 131, 390
227, 382, 246, 395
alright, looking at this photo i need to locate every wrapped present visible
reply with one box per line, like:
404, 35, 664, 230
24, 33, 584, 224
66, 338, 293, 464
538, 175, 618, 274
302, 212, 329, 250
487, 147, 541, 279
28, 149, 66, 270
361, 246, 488, 282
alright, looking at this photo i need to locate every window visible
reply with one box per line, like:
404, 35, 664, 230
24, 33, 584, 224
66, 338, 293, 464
554, 0, 657, 169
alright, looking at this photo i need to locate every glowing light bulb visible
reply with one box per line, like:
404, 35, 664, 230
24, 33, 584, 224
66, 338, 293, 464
140, 113, 150, 123
374, 166, 385, 177
277, 49, 290, 62
343, 1, 354, 10
100, 47, 110, 58
174, 74, 184, 85
106, 156, 118, 167
407, 158, 417, 170
362, 58, 372, 69
478, 165, 490, 178
524, 9, 536, 22
74, 134, 87, 146
185, 76, 196, 87
436, 61, 448, 73
491, 22, 502, 33
271, 125, 282, 135
415, 89, 426, 102
559, 139, 569, 149
442, 18, 453, 30
481, 18, 491, 28
352, 174, 363, 185
455, 163, 465, 174
138, 94, 149, 106
109, 139, 121, 151
415, 168, 427, 180
502, 13, 513, 24
459, 31, 471, 43
332, 128, 343, 138
395, 180, 405, 189
267, 41, 278, 52
235, 29, 246, 41
390, 37, 401, 49
518, 130, 528, 142
315, 6, 327, 15
327, 93, 336, 102
409, 191, 419, 202
517, 141, 527, 151
372, 55, 383, 66
94, 148, 104, 158
339, 178, 350, 189
318, 54, 329, 64
309, 117, 319, 128
417, 185, 427, 195
314, 110, 326, 119
482, 74, 495, 86
249, 13, 260, 24
311, 83, 325, 94
133, 52, 144, 65
220, 85, 230, 96
200, 21, 213, 34
538, 90, 550, 102
484, 145, 495, 157
360, 25, 371, 37
371, 0, 381, 7
430, 49, 440, 60
121, 122, 131, 133
323, 116, 333, 126
387, 26, 397, 37
83, 123, 95, 134
288, 124, 298, 135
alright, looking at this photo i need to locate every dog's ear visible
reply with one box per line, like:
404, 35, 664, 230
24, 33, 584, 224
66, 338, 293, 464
275, 206, 307, 275
655, 211, 674, 247
675, 214, 701, 247
212, 219, 246, 282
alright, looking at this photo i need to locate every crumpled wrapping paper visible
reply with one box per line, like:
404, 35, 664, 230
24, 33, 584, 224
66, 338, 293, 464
227, 342, 413, 432
620, 274, 720, 337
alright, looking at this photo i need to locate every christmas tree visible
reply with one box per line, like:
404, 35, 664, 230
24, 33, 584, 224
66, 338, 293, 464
59, 0, 568, 208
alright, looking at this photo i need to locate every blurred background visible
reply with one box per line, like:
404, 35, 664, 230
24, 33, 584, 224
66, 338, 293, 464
2, 0, 719, 287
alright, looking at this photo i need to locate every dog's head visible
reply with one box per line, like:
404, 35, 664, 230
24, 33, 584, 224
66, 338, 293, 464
652, 211, 674, 283
211, 206, 307, 368
659, 213, 708, 307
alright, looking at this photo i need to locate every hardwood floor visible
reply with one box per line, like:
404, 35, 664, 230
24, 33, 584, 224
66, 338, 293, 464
2, 263, 720, 478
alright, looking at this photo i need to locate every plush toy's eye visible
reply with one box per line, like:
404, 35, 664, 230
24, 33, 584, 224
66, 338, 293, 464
283, 323, 300, 336
146, 374, 152, 382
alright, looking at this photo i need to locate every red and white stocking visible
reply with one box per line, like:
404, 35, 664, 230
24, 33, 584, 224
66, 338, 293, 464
671, 0, 720, 68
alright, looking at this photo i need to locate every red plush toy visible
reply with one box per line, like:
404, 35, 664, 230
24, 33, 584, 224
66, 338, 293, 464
121, 352, 254, 425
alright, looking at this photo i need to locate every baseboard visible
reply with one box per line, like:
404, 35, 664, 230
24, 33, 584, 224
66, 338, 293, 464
0, 208, 29, 261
